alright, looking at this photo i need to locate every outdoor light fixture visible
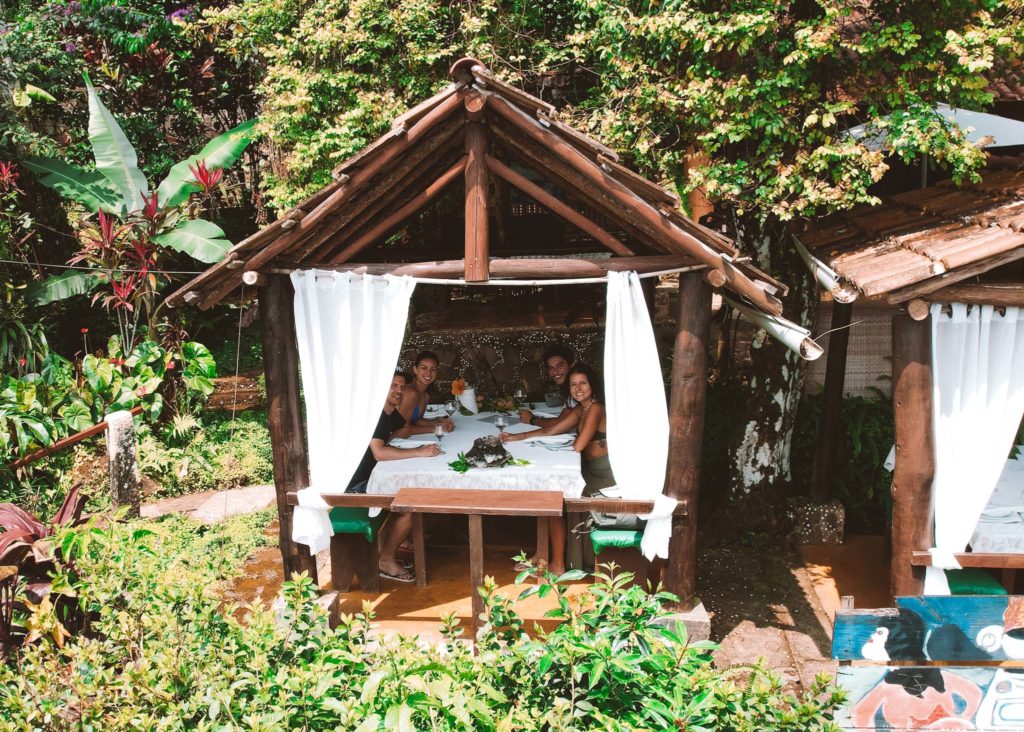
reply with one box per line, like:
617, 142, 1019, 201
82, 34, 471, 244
725, 296, 824, 361
792, 235, 859, 304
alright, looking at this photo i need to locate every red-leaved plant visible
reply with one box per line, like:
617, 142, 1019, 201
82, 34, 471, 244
0, 484, 86, 655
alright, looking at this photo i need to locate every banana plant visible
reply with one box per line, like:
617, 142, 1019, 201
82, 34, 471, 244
21, 75, 256, 326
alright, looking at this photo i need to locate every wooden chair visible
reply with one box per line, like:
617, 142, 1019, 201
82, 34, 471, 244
832, 593, 1020, 731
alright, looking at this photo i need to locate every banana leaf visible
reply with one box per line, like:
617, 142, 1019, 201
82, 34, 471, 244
156, 118, 258, 208
24, 271, 106, 305
20, 156, 122, 213
84, 74, 149, 213
153, 219, 230, 263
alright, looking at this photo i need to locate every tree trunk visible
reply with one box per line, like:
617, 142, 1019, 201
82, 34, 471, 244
710, 219, 818, 534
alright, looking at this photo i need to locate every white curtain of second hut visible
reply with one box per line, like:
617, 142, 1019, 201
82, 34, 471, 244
926, 302, 1024, 594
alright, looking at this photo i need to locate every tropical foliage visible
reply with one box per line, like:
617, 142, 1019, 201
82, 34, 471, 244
20, 78, 254, 350
0, 337, 215, 469
0, 512, 845, 729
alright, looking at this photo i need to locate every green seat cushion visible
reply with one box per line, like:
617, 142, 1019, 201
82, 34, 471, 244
946, 568, 1007, 595
329, 507, 387, 543
590, 529, 643, 556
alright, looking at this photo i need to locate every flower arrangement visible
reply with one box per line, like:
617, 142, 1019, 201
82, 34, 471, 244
451, 378, 467, 397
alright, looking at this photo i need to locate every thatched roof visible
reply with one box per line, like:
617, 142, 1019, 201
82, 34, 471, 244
168, 58, 786, 315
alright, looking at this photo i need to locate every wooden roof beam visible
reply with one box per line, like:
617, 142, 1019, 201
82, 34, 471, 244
272, 255, 702, 279
298, 119, 465, 263
485, 153, 634, 256
328, 156, 468, 265
486, 108, 782, 314
238, 89, 466, 277
464, 120, 489, 281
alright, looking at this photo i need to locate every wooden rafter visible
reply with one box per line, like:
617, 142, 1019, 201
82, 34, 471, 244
327, 156, 468, 265
302, 121, 466, 263
484, 154, 633, 256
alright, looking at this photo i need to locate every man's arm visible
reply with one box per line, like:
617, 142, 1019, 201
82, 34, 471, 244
517, 406, 573, 430
369, 438, 441, 461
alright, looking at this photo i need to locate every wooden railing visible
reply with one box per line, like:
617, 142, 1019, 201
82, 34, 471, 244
7, 405, 144, 471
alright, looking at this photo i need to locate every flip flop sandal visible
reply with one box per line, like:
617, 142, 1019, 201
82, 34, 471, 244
379, 568, 415, 583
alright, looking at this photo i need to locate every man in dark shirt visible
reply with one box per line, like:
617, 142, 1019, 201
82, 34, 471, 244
346, 370, 440, 581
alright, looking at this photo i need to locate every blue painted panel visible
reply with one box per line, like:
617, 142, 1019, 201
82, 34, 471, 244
833, 596, 1024, 663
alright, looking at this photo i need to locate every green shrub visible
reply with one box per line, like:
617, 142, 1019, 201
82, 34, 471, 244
137, 410, 273, 498
790, 388, 895, 533
0, 515, 844, 730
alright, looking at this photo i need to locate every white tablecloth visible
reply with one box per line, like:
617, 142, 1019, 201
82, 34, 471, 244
366, 411, 585, 497
971, 451, 1024, 553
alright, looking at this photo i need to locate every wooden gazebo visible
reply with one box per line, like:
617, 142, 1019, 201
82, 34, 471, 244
168, 58, 796, 608
799, 159, 1024, 599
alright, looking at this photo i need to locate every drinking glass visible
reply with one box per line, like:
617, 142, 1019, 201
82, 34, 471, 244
494, 415, 507, 433
445, 400, 458, 418
434, 423, 445, 448
514, 387, 527, 409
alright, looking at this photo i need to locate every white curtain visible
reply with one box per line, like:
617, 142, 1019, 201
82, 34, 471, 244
925, 302, 1024, 594
604, 271, 676, 559
289, 271, 416, 554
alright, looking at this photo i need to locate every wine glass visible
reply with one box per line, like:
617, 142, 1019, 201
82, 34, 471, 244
494, 415, 507, 434
444, 399, 458, 418
434, 423, 445, 450
514, 387, 527, 410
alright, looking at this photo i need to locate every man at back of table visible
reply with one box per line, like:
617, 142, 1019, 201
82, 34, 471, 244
347, 370, 440, 582
518, 344, 577, 429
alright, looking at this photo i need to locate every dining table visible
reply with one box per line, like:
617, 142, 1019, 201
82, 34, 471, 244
366, 408, 585, 628
366, 408, 585, 497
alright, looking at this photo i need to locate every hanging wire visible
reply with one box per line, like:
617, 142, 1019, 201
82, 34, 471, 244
0, 258, 204, 275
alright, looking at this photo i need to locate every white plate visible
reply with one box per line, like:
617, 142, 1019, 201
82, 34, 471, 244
532, 435, 574, 446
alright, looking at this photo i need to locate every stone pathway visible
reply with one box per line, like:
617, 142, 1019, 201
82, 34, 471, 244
141, 484, 275, 523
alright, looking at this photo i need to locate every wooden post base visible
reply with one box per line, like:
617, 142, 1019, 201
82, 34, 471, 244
330, 534, 379, 593
595, 547, 655, 590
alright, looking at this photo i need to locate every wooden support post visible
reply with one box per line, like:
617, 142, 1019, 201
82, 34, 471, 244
809, 300, 853, 502
105, 410, 140, 518
464, 122, 489, 282
890, 314, 934, 599
664, 272, 712, 609
468, 514, 485, 636
261, 275, 318, 582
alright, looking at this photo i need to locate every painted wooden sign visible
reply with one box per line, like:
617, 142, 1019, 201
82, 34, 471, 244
834, 596, 1024, 730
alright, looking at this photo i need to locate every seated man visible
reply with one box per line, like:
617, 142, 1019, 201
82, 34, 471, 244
518, 344, 577, 430
347, 370, 440, 582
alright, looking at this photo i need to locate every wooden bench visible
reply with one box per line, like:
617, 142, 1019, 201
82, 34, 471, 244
285, 493, 394, 593
833, 595, 1024, 731
563, 497, 687, 585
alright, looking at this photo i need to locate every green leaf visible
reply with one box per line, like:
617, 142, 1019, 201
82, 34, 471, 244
157, 119, 258, 208
11, 89, 30, 108
20, 157, 122, 213
23, 271, 106, 305
84, 74, 149, 213
182, 342, 216, 378
25, 84, 56, 103
153, 219, 230, 263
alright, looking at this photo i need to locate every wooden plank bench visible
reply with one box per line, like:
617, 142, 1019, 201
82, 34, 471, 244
562, 497, 688, 585
833, 595, 1024, 731
286, 492, 394, 592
